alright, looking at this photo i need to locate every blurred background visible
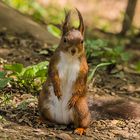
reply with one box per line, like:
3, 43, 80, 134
2, 0, 140, 33
1, 0, 140, 69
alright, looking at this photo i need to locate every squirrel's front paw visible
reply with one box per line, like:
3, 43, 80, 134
68, 95, 79, 109
54, 89, 62, 100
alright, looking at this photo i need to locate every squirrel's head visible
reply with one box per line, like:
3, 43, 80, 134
59, 9, 84, 57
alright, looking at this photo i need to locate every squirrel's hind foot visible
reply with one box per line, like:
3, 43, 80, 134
74, 128, 86, 135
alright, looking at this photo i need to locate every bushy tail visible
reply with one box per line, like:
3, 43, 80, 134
89, 96, 140, 120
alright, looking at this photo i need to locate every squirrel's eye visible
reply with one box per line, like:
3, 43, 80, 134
81, 40, 84, 44
64, 38, 67, 43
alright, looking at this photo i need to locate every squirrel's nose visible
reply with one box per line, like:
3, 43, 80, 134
71, 48, 76, 55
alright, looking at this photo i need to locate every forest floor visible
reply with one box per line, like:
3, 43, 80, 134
0, 33, 140, 140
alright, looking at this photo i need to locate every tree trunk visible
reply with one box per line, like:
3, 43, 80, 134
121, 0, 138, 35
0, 1, 59, 46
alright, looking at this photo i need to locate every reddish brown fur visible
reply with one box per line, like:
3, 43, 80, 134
38, 82, 52, 120
48, 52, 61, 99
68, 56, 88, 108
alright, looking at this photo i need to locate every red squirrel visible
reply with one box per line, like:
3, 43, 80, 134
38, 9, 90, 135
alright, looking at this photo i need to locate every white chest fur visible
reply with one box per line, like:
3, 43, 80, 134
46, 51, 80, 124
57, 52, 80, 95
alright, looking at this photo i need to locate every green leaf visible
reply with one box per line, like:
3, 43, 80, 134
36, 61, 49, 69
0, 78, 11, 89
35, 69, 47, 77
135, 62, 140, 72
92, 51, 104, 57
121, 52, 131, 62
39, 50, 49, 55
47, 25, 61, 38
4, 63, 23, 73
0, 71, 6, 78
88, 62, 113, 83
0, 71, 12, 89
114, 46, 124, 53
17, 101, 29, 110
22, 67, 36, 78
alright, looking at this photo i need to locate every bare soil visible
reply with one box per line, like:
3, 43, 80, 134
0, 33, 140, 140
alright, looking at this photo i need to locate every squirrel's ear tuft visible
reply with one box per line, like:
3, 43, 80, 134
76, 9, 84, 35
62, 10, 71, 35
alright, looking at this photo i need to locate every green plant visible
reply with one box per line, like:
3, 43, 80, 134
85, 39, 131, 64
85, 39, 132, 81
135, 61, 140, 72
88, 62, 112, 83
47, 25, 61, 38
4, 61, 49, 94
0, 71, 12, 89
